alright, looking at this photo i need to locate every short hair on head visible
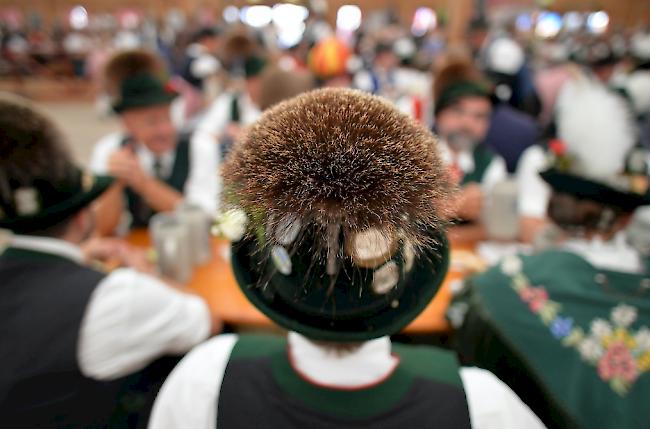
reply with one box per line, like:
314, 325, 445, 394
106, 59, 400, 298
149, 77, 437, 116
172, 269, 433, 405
547, 192, 627, 235
0, 93, 73, 197
0, 93, 79, 237
258, 66, 315, 110
103, 49, 164, 97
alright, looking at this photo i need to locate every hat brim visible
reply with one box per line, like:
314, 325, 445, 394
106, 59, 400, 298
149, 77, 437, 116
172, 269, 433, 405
540, 168, 650, 211
112, 92, 177, 114
231, 231, 450, 342
0, 175, 114, 233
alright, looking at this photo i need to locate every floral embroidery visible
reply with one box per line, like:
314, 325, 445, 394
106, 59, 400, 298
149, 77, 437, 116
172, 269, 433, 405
550, 317, 574, 339
500, 256, 649, 396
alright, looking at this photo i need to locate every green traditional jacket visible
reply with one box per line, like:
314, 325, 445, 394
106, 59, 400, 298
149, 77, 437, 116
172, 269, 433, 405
450, 251, 650, 429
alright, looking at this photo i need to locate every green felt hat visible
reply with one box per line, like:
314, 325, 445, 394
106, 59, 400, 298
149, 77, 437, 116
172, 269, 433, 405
222, 88, 454, 341
0, 169, 113, 234
435, 79, 493, 115
231, 227, 449, 342
112, 73, 177, 114
540, 168, 650, 211
244, 56, 267, 79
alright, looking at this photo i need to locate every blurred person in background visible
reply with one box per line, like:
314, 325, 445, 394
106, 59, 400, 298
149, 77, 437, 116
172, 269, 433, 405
308, 36, 353, 87
450, 106, 650, 429
257, 64, 316, 111
193, 55, 266, 163
432, 59, 508, 243
89, 50, 218, 234
619, 30, 650, 150
481, 36, 541, 173
172, 26, 222, 130
191, 30, 266, 162
0, 95, 218, 428
517, 36, 636, 244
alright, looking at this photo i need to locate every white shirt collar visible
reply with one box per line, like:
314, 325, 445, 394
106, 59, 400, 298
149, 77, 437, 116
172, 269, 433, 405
287, 332, 399, 388
134, 143, 175, 178
438, 140, 475, 173
563, 232, 644, 274
8, 234, 84, 264
186, 43, 207, 57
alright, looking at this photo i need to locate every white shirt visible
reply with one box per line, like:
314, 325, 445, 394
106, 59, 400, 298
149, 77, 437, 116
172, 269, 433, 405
149, 332, 546, 429
515, 145, 551, 219
438, 141, 508, 192
89, 130, 219, 216
8, 234, 211, 380
195, 91, 261, 140
563, 233, 645, 274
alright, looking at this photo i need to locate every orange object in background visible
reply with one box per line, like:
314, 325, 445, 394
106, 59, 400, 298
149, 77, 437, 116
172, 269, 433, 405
127, 230, 482, 334
308, 37, 351, 80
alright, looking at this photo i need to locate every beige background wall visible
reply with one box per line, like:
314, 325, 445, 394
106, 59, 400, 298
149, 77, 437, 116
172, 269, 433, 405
0, 0, 648, 27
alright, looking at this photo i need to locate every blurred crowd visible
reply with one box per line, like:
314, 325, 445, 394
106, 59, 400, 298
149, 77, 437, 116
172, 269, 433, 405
1, 3, 650, 428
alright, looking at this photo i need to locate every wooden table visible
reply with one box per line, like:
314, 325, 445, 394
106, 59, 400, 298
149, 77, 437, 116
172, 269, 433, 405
128, 230, 479, 334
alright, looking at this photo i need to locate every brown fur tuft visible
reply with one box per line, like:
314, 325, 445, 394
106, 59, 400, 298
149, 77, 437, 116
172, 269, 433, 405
223, 88, 453, 253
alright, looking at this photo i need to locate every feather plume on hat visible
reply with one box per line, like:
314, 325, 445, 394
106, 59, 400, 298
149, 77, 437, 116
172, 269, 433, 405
223, 88, 453, 261
555, 75, 636, 181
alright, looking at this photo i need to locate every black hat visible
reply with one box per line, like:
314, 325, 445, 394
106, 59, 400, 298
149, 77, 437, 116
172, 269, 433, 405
0, 95, 113, 233
111, 73, 177, 114
0, 170, 113, 233
222, 88, 454, 341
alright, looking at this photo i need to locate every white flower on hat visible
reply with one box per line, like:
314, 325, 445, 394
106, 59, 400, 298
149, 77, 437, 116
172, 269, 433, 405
500, 254, 522, 276
14, 187, 39, 216
635, 327, 650, 350
611, 304, 637, 328
591, 318, 613, 338
578, 337, 604, 362
212, 208, 248, 242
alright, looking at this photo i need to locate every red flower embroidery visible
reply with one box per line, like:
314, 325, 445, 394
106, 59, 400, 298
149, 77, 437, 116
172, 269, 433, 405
598, 341, 639, 383
548, 139, 567, 156
519, 286, 549, 312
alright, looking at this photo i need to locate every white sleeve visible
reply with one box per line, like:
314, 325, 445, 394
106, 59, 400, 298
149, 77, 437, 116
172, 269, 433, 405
460, 367, 547, 429
191, 55, 221, 79
481, 155, 508, 192
148, 334, 238, 429
89, 132, 124, 175
184, 130, 220, 214
197, 95, 230, 137
516, 145, 551, 219
77, 268, 211, 380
